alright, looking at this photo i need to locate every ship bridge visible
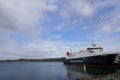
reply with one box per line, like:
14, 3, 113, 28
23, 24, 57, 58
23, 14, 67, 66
87, 44, 103, 53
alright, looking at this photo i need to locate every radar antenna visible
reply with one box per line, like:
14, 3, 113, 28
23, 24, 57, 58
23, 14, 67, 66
91, 43, 97, 47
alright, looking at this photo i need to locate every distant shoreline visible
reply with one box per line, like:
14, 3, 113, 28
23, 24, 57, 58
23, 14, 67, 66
0, 57, 65, 62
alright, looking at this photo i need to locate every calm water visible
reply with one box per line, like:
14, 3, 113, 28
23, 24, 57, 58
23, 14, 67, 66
0, 62, 119, 80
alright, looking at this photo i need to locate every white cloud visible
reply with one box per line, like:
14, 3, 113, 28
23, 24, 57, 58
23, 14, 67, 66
82, 27, 88, 31
60, 0, 94, 19
0, 0, 59, 59
0, 0, 58, 36
94, 0, 120, 34
100, 25, 114, 33
100, 14, 120, 34
0, 33, 91, 59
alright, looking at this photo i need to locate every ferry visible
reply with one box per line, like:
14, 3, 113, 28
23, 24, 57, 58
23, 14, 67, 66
63, 44, 120, 65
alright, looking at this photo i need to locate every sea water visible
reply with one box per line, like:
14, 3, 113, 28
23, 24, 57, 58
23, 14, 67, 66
0, 62, 119, 80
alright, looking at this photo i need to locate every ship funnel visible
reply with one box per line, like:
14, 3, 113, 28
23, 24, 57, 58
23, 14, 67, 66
66, 52, 71, 56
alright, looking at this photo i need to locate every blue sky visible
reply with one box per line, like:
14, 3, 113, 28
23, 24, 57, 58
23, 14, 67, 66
0, 0, 120, 59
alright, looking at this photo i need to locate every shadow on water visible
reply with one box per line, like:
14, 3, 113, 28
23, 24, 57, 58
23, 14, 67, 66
65, 65, 120, 80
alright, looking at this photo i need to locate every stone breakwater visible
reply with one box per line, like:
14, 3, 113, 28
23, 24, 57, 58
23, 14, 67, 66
80, 71, 120, 80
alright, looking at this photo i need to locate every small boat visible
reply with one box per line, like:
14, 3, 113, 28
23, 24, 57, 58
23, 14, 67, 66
63, 43, 120, 65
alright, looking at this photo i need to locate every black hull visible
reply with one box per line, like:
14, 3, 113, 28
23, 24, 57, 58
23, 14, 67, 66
63, 54, 118, 65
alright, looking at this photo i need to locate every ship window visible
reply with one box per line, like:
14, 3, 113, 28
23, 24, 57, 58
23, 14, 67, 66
87, 48, 103, 50
89, 51, 95, 53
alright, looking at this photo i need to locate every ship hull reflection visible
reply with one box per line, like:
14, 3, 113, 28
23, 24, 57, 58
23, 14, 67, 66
66, 65, 118, 80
